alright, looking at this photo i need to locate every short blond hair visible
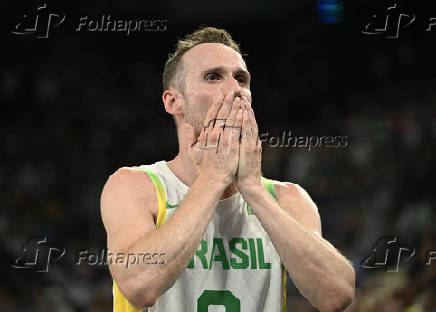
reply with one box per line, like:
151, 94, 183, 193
162, 26, 242, 92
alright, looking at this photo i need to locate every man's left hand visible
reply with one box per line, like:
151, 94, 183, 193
235, 95, 262, 193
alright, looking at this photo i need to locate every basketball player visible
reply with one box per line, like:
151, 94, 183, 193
100, 27, 355, 312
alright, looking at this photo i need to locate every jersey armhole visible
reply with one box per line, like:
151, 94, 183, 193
136, 166, 167, 228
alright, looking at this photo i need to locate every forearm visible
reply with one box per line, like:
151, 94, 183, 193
242, 186, 355, 311
113, 175, 226, 305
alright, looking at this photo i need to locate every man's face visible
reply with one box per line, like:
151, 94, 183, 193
180, 43, 251, 136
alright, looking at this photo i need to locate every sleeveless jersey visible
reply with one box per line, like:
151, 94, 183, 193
112, 160, 287, 312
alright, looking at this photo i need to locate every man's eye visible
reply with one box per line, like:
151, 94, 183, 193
205, 73, 220, 81
236, 75, 247, 84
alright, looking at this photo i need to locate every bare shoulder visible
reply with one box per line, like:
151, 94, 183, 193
103, 166, 155, 195
270, 179, 322, 236
101, 167, 158, 213
100, 167, 158, 251
272, 180, 316, 206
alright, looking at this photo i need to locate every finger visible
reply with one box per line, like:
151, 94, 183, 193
241, 90, 251, 104
257, 136, 262, 148
201, 92, 225, 148
231, 108, 243, 144
185, 124, 204, 165
198, 125, 220, 150
226, 97, 241, 128
219, 97, 241, 154
197, 135, 218, 151
241, 96, 254, 140
249, 108, 259, 141
206, 124, 220, 149
210, 90, 236, 149
196, 126, 208, 149
214, 118, 226, 130
241, 94, 251, 110
204, 91, 225, 130
216, 90, 236, 120
241, 108, 252, 142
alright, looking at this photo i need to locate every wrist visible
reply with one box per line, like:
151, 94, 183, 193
195, 174, 230, 193
238, 183, 267, 209
237, 179, 263, 196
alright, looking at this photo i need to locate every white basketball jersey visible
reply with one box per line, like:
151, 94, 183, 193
113, 161, 286, 312
113, 160, 287, 312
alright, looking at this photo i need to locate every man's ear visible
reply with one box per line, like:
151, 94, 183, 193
163, 89, 184, 117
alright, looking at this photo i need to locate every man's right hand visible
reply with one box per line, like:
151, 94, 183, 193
185, 90, 244, 187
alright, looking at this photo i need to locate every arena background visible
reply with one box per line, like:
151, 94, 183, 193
1, 0, 436, 311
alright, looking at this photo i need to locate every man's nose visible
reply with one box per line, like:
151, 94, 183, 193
224, 77, 243, 99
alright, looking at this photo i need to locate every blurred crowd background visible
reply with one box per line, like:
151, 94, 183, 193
1, 0, 436, 311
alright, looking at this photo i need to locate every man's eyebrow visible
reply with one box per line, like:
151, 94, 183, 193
201, 66, 225, 74
235, 68, 251, 82
201, 66, 251, 80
